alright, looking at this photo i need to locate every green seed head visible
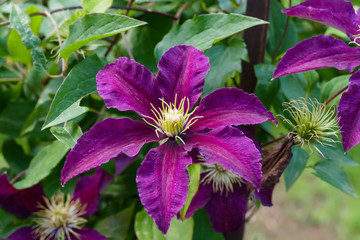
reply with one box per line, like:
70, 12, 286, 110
281, 98, 339, 149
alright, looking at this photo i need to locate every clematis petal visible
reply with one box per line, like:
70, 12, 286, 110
114, 154, 139, 176
72, 168, 112, 217
185, 126, 262, 189
136, 140, 192, 234
283, 0, 359, 36
157, 45, 210, 109
184, 180, 212, 219
273, 35, 360, 79
61, 118, 159, 185
76, 228, 107, 240
6, 227, 36, 240
206, 185, 248, 233
97, 57, 161, 116
0, 173, 45, 218
338, 71, 360, 151
255, 187, 274, 207
190, 88, 277, 132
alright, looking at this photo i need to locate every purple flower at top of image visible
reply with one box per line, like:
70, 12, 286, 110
272, 0, 360, 152
0, 168, 111, 240
60, 45, 277, 234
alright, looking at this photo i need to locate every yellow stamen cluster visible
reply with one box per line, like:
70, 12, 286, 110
33, 193, 87, 240
282, 97, 339, 150
142, 95, 202, 144
199, 156, 243, 196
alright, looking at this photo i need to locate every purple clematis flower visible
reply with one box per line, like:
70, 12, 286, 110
60, 45, 277, 233
0, 168, 111, 240
272, 0, 360, 152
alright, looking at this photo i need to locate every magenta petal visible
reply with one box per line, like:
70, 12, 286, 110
206, 185, 248, 233
283, 0, 359, 36
0, 173, 45, 218
97, 57, 161, 116
157, 45, 210, 109
61, 118, 158, 185
136, 141, 192, 234
190, 87, 277, 132
184, 179, 212, 219
255, 187, 274, 207
273, 35, 360, 79
338, 71, 360, 151
6, 227, 36, 240
185, 126, 262, 189
76, 228, 107, 240
72, 168, 112, 217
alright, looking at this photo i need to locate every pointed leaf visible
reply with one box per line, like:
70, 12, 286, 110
43, 55, 106, 129
311, 160, 358, 198
13, 140, 69, 189
10, 5, 47, 71
203, 39, 246, 94
180, 164, 201, 221
135, 209, 194, 240
82, 0, 113, 13
284, 145, 308, 191
155, 13, 267, 60
94, 204, 134, 240
50, 121, 83, 148
60, 13, 147, 60
314, 142, 359, 166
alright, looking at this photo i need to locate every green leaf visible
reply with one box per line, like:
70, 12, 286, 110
60, 13, 147, 60
321, 75, 350, 105
9, 5, 47, 71
43, 55, 106, 129
280, 70, 321, 101
180, 164, 201, 220
7, 5, 43, 65
50, 121, 83, 148
13, 140, 69, 189
94, 204, 134, 240
2, 140, 31, 174
123, 14, 172, 72
284, 145, 308, 191
203, 38, 246, 94
267, 0, 297, 58
193, 208, 224, 240
311, 161, 358, 198
135, 209, 194, 240
82, 0, 113, 13
314, 142, 359, 166
254, 63, 280, 109
0, 100, 35, 137
21, 78, 63, 135
155, 13, 267, 60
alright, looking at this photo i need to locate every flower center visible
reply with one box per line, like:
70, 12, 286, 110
142, 95, 202, 143
33, 193, 87, 240
200, 159, 243, 196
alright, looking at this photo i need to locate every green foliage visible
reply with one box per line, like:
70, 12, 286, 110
9, 5, 47, 71
180, 164, 201, 220
60, 13, 147, 60
311, 160, 358, 198
284, 145, 308, 191
43, 55, 106, 129
82, 0, 113, 13
13, 140, 69, 189
155, 13, 267, 60
50, 121, 83, 148
204, 38, 246, 94
135, 209, 194, 240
